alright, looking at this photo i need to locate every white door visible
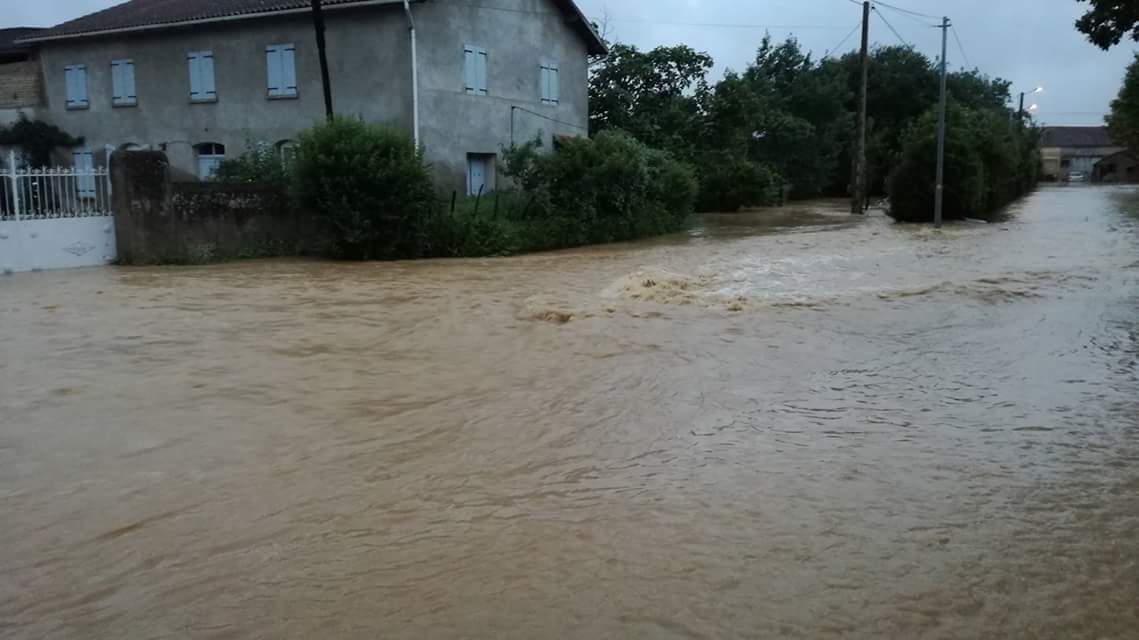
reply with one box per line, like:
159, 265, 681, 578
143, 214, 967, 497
468, 155, 488, 196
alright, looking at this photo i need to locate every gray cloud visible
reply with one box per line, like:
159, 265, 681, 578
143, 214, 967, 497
3, 0, 1131, 125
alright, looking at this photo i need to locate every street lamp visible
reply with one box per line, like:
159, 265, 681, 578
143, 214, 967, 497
1018, 86, 1043, 119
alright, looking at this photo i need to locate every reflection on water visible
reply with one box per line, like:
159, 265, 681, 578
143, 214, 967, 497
2, 188, 1138, 639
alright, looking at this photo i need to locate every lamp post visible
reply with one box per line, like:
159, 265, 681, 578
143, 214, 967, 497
1018, 86, 1043, 120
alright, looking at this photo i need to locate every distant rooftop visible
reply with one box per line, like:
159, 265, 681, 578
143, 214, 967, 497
0, 27, 45, 55
1040, 126, 1117, 148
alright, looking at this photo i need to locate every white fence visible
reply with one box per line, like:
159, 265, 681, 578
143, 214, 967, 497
1, 151, 113, 221
1, 150, 117, 273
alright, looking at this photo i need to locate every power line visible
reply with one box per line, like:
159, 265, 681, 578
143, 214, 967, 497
871, 0, 940, 21
596, 17, 851, 30
823, 20, 864, 57
872, 6, 912, 47
950, 25, 971, 68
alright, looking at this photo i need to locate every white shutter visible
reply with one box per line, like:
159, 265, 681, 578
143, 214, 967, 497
112, 59, 136, 106
464, 46, 476, 93
267, 44, 297, 97
123, 60, 137, 103
189, 51, 216, 102
201, 52, 216, 99
549, 64, 559, 104
266, 45, 283, 95
476, 49, 488, 95
65, 65, 89, 109
74, 150, 95, 197
281, 45, 297, 96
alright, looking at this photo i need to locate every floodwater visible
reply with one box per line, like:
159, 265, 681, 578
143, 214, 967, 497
2, 185, 1138, 639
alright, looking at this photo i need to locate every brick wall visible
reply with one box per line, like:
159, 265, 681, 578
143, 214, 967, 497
0, 61, 43, 109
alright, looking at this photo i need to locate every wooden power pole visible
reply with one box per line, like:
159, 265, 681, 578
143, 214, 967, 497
851, 0, 871, 215
311, 0, 334, 121
934, 17, 949, 228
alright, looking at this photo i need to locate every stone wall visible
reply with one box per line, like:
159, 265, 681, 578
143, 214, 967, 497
111, 150, 313, 264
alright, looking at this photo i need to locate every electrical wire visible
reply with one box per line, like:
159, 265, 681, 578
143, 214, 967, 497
871, 0, 940, 21
595, 17, 851, 30
872, 6, 912, 47
823, 21, 864, 58
950, 25, 972, 68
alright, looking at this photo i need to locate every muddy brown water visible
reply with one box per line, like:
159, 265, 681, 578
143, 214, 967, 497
2, 186, 1138, 639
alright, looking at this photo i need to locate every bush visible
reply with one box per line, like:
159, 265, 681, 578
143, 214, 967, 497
696, 154, 781, 212
214, 138, 291, 185
887, 102, 1037, 223
500, 130, 698, 246
293, 117, 436, 259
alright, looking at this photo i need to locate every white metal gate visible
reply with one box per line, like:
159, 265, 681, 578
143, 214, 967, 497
0, 150, 116, 274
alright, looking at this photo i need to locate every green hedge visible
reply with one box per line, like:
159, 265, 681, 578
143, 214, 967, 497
887, 103, 1038, 223
292, 117, 436, 259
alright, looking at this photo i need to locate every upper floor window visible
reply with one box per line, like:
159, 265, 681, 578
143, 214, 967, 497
463, 45, 488, 96
187, 51, 217, 103
111, 59, 137, 107
540, 62, 559, 105
266, 44, 298, 98
64, 65, 89, 110
194, 142, 226, 180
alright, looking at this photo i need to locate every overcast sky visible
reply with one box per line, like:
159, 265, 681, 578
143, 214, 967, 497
3, 0, 1133, 125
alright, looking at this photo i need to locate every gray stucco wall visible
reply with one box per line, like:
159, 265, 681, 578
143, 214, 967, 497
415, 0, 591, 194
37, 5, 412, 179
33, 0, 592, 191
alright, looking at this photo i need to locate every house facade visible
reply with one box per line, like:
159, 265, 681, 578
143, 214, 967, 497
16, 0, 604, 193
1039, 126, 1124, 181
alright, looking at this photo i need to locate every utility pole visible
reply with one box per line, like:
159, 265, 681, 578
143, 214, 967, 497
311, 0, 334, 121
851, 0, 871, 215
1017, 91, 1025, 121
934, 16, 949, 229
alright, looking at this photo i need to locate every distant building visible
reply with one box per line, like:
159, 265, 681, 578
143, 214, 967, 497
1039, 126, 1124, 181
1092, 150, 1139, 183
0, 27, 45, 125
12, 0, 605, 193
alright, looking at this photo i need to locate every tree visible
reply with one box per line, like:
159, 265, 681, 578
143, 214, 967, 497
589, 43, 712, 159
0, 115, 84, 167
1076, 0, 1139, 49
1107, 53, 1139, 151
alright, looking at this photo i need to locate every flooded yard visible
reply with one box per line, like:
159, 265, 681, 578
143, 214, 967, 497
2, 186, 1138, 638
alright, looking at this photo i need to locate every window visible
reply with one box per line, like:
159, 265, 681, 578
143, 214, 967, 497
73, 149, 96, 197
266, 44, 298, 98
467, 153, 495, 196
194, 143, 226, 180
276, 140, 298, 166
111, 59, 137, 107
64, 65, 89, 109
463, 45, 488, 95
540, 62, 559, 105
187, 51, 217, 103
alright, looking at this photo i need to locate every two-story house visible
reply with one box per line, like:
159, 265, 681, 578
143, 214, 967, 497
16, 0, 605, 194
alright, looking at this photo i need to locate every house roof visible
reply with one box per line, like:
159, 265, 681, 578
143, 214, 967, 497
1093, 150, 1137, 166
0, 27, 44, 55
1039, 126, 1117, 148
16, 0, 607, 54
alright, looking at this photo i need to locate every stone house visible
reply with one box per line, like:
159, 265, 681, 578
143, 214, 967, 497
14, 0, 605, 194
1039, 126, 1124, 181
0, 27, 45, 126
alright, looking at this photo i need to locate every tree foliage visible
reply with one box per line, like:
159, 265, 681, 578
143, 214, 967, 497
1076, 0, 1139, 49
588, 35, 1033, 217
0, 114, 84, 167
292, 117, 436, 259
1107, 53, 1139, 151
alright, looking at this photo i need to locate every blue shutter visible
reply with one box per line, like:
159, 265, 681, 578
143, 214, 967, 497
65, 65, 89, 109
464, 46, 476, 94
476, 49, 488, 95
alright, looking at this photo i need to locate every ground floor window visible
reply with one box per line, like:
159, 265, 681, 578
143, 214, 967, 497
467, 153, 495, 196
194, 142, 226, 180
